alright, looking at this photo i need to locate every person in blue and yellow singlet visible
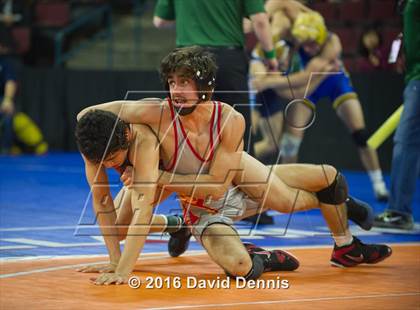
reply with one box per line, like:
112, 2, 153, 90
252, 0, 389, 202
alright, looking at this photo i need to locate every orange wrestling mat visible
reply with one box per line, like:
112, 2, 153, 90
1, 244, 419, 310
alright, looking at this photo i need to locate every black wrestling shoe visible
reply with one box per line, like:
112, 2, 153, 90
346, 196, 374, 230
244, 242, 299, 271
168, 226, 192, 257
330, 236, 392, 268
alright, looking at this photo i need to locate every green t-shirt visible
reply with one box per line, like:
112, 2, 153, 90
154, 0, 265, 47
404, 0, 420, 82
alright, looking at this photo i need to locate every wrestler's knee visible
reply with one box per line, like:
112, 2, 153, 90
202, 224, 251, 277
224, 255, 251, 277
320, 164, 338, 183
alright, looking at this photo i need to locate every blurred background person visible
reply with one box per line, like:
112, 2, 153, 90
374, 0, 420, 230
251, 0, 390, 201
0, 54, 16, 152
357, 26, 389, 72
0, 55, 47, 154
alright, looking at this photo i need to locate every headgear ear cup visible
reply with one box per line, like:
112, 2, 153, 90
13, 112, 48, 154
291, 12, 328, 46
195, 69, 215, 102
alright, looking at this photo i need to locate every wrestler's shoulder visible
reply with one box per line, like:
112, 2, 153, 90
217, 102, 245, 129
218, 102, 245, 119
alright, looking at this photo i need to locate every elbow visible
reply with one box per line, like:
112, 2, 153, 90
251, 13, 269, 31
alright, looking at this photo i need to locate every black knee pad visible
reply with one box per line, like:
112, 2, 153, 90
224, 251, 265, 280
316, 172, 348, 205
351, 129, 369, 147
244, 253, 265, 280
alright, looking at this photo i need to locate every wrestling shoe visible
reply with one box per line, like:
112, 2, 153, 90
346, 196, 374, 230
373, 211, 414, 230
244, 242, 299, 271
168, 225, 192, 257
373, 181, 389, 202
330, 236, 392, 268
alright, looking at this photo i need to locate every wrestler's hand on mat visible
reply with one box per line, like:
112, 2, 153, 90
90, 272, 129, 285
77, 262, 117, 273
120, 166, 133, 187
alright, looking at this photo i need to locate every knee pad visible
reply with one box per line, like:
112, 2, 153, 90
351, 129, 368, 147
280, 132, 302, 157
244, 253, 265, 280
13, 112, 48, 154
316, 172, 348, 205
224, 251, 265, 280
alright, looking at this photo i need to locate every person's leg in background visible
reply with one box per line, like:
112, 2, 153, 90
210, 48, 254, 155
280, 99, 314, 164
253, 89, 285, 159
335, 97, 389, 201
211, 47, 274, 224
12, 112, 49, 154
327, 73, 389, 201
374, 80, 420, 230
0, 111, 14, 154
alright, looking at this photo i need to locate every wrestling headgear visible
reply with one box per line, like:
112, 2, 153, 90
291, 12, 328, 46
160, 46, 217, 103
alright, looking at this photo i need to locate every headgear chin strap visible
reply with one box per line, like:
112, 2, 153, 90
173, 104, 198, 116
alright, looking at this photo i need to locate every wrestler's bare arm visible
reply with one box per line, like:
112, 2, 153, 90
91, 125, 160, 285
77, 99, 163, 125
251, 58, 335, 98
83, 156, 122, 267
266, 0, 311, 37
113, 125, 160, 277
159, 108, 245, 200
319, 33, 342, 64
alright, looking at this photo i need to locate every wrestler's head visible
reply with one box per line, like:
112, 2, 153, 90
291, 11, 327, 56
160, 46, 217, 116
75, 110, 130, 168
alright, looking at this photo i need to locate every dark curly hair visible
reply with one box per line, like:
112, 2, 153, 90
75, 110, 129, 163
160, 46, 218, 100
